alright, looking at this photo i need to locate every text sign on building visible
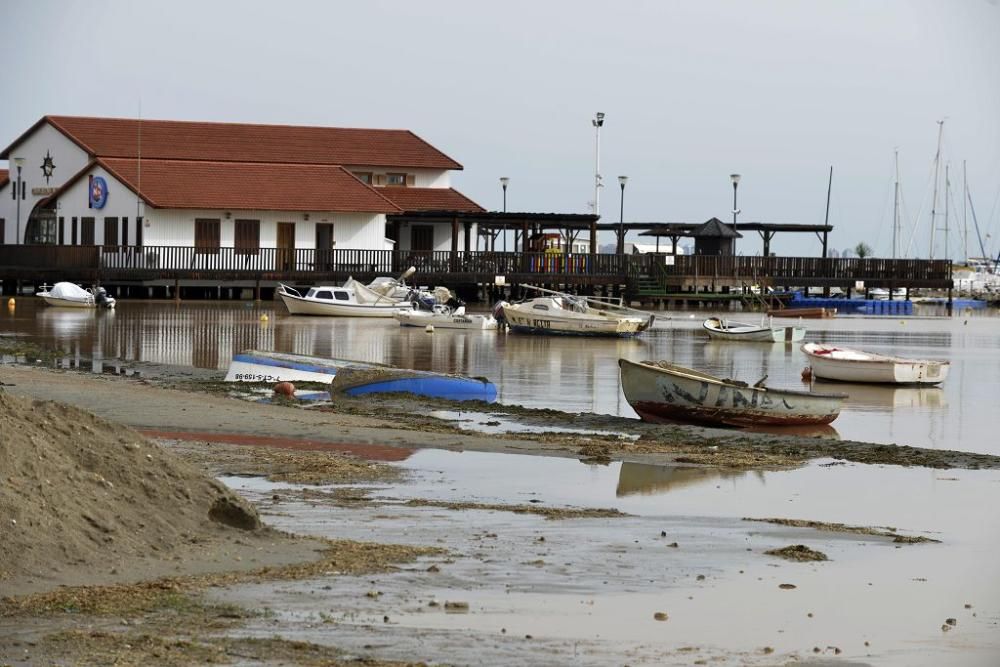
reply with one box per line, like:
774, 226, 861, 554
31, 187, 57, 196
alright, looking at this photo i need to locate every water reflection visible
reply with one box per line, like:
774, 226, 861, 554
616, 462, 754, 496
1, 300, 998, 455
813, 380, 947, 410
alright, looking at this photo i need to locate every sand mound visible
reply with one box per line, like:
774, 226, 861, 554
0, 390, 260, 590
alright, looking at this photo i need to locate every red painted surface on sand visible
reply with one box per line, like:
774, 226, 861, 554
140, 429, 414, 462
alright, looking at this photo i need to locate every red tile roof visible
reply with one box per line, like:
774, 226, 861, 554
81, 158, 402, 213
376, 187, 484, 213
1, 116, 463, 170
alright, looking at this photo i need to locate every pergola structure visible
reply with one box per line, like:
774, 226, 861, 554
638, 220, 833, 257
387, 210, 601, 254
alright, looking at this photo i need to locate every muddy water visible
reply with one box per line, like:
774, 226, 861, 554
1, 299, 998, 453
213, 449, 1000, 666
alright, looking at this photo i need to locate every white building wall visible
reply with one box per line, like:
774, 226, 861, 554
0, 121, 91, 244
53, 166, 389, 251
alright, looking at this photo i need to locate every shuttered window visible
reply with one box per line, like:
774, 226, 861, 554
234, 219, 260, 255
58, 217, 65, 245
135, 217, 143, 247
195, 218, 221, 254
104, 217, 119, 250
81, 217, 95, 245
121, 217, 128, 247
0, 219, 5, 244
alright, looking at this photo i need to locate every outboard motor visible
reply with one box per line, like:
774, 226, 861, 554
94, 286, 116, 309
492, 300, 509, 329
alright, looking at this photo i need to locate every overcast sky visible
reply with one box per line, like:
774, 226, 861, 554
3, 0, 999, 258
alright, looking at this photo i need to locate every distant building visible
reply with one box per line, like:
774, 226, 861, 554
0, 116, 482, 254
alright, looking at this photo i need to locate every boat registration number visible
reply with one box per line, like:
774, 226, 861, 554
233, 373, 280, 382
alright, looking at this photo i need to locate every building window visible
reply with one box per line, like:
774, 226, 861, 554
353, 172, 373, 184
0, 218, 5, 245
195, 218, 221, 254
104, 217, 119, 250
71, 217, 78, 245
81, 217, 95, 245
58, 217, 65, 245
135, 217, 143, 247
234, 219, 260, 255
121, 217, 128, 247
386, 173, 407, 187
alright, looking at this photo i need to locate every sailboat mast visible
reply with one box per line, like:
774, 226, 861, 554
944, 163, 950, 262
893, 149, 900, 260
962, 160, 968, 263
928, 119, 944, 259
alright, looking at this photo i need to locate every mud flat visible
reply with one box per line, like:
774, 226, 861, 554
2, 364, 999, 471
2, 364, 1000, 665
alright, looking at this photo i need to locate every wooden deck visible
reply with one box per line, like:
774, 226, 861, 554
0, 245, 953, 294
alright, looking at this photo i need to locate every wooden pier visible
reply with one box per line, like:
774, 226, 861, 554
0, 245, 953, 302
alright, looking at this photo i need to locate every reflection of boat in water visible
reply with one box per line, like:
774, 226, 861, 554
616, 462, 752, 496
812, 379, 946, 410
741, 422, 841, 439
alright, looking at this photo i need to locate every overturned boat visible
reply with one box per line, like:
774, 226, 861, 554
618, 358, 846, 427
330, 365, 497, 402
224, 350, 390, 383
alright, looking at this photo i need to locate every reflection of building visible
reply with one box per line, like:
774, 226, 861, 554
0, 115, 482, 253
616, 462, 752, 496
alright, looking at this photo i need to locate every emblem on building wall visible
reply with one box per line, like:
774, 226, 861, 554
89, 175, 109, 209
40, 151, 56, 184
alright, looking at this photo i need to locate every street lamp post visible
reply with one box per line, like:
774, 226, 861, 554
730, 173, 741, 230
14, 157, 25, 245
500, 176, 509, 252
592, 112, 605, 215
618, 175, 628, 254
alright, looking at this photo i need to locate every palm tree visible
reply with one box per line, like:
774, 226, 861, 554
854, 242, 873, 259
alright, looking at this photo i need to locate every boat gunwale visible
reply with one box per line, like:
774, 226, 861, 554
621, 358, 848, 400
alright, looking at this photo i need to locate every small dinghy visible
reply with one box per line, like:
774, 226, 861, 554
36, 282, 116, 309
330, 365, 497, 403
801, 343, 949, 385
703, 316, 805, 343
618, 358, 846, 427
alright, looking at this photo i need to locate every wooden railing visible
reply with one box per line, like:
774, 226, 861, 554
0, 245, 952, 286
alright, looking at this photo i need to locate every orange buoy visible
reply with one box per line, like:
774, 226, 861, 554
273, 381, 295, 397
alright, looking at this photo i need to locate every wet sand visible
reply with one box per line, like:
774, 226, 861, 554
2, 364, 999, 665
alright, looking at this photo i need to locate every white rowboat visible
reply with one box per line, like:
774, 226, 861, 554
618, 358, 846, 427
395, 306, 498, 330
703, 317, 805, 343
801, 343, 949, 385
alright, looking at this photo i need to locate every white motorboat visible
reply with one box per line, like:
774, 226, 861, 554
801, 342, 949, 385
497, 286, 654, 337
703, 316, 805, 343
36, 282, 116, 309
277, 281, 411, 317
395, 304, 498, 330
